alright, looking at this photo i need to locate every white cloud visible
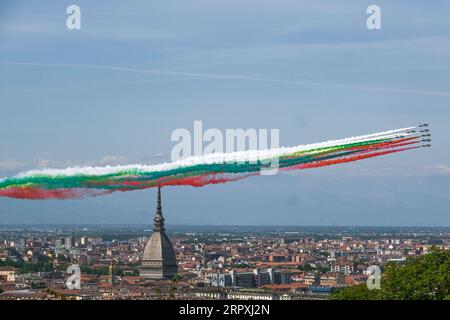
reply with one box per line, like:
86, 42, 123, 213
435, 164, 450, 175
89, 155, 129, 166
0, 157, 53, 175
0, 158, 26, 171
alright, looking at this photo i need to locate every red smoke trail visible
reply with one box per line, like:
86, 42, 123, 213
285, 146, 419, 171
344, 137, 420, 153
0, 187, 111, 200
343, 141, 420, 158
283, 137, 419, 160
342, 141, 421, 161
157, 172, 257, 188
102, 173, 256, 191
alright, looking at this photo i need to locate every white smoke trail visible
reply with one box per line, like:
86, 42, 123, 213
12, 126, 419, 179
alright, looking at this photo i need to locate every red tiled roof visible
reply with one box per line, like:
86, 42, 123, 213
54, 289, 81, 295
256, 262, 299, 267
262, 283, 308, 290
98, 282, 112, 288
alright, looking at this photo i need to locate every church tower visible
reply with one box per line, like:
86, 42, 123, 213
140, 187, 178, 279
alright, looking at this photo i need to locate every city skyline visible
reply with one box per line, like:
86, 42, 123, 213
0, 224, 448, 300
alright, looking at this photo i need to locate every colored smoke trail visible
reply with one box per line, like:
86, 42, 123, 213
0, 125, 431, 200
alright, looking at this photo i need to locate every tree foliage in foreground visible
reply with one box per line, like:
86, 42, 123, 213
332, 247, 450, 300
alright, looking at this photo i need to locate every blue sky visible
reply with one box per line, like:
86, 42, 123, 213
0, 0, 449, 225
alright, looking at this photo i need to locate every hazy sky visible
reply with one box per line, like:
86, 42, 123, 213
0, 0, 449, 226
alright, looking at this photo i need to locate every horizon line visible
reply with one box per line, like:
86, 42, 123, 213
0, 223, 448, 228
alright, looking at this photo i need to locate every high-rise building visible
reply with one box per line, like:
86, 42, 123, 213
65, 236, 73, 249
140, 187, 178, 280
80, 236, 88, 246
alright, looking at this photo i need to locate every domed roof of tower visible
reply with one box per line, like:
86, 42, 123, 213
143, 232, 177, 262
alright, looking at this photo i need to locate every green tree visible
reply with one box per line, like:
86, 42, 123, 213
382, 247, 450, 300
155, 287, 163, 300
297, 263, 315, 272
332, 284, 382, 300
169, 273, 182, 299
332, 247, 450, 300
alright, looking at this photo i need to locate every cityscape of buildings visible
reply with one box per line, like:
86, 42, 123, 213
1, 221, 448, 300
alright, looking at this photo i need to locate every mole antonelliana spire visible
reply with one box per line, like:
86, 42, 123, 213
153, 186, 164, 232
140, 187, 178, 279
